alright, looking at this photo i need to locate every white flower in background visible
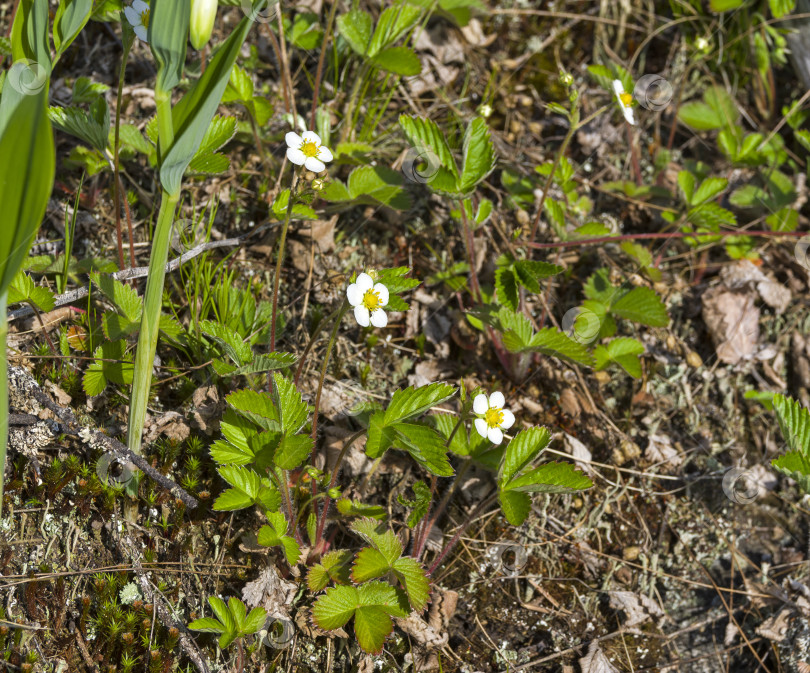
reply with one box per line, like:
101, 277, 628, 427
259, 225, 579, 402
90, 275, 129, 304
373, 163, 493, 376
285, 130, 333, 173
612, 79, 635, 125
124, 0, 150, 42
473, 391, 515, 445
347, 273, 389, 328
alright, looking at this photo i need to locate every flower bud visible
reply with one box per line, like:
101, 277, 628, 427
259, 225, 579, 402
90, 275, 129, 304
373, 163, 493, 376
327, 487, 342, 499
190, 0, 217, 50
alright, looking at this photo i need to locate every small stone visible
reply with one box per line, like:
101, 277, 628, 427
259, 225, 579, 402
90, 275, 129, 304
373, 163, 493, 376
686, 351, 703, 368
594, 371, 611, 385
623, 546, 641, 561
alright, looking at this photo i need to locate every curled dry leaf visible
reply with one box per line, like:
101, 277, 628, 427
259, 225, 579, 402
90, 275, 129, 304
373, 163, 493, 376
608, 591, 665, 628
579, 641, 620, 673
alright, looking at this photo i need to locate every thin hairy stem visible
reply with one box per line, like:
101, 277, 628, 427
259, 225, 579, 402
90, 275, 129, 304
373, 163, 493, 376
269, 171, 298, 353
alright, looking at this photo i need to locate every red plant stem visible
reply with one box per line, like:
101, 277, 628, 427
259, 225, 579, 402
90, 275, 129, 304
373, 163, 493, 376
459, 202, 481, 302
524, 229, 808, 250
313, 428, 364, 553
427, 491, 499, 577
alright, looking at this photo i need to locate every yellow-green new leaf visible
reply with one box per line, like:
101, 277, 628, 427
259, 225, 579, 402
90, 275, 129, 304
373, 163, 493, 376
0, 90, 55, 296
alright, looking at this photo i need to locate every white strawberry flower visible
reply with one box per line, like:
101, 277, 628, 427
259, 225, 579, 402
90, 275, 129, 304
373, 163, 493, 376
612, 79, 635, 126
346, 273, 389, 328
285, 130, 333, 173
472, 391, 515, 445
124, 0, 150, 42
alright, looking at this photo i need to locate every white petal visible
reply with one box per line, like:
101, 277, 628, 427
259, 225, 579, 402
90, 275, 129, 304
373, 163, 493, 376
346, 283, 363, 306
285, 132, 302, 149
317, 146, 333, 162
474, 418, 489, 439
132, 0, 149, 11
286, 148, 306, 165
623, 107, 636, 125
301, 130, 321, 144
370, 309, 388, 328
355, 273, 373, 292
134, 24, 148, 41
305, 156, 326, 173
612, 79, 625, 96
124, 6, 141, 25
500, 409, 515, 430
489, 391, 505, 409
373, 283, 389, 306
488, 427, 504, 445
473, 394, 489, 415
354, 305, 370, 327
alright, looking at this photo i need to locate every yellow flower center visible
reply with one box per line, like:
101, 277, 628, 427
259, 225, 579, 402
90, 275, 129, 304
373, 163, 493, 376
362, 289, 381, 311
619, 92, 632, 107
139, 8, 150, 27
484, 407, 504, 429
300, 140, 319, 158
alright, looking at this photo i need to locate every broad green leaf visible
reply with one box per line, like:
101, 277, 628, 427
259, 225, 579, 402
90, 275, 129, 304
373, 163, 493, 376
384, 383, 457, 425
495, 267, 519, 310
0, 90, 55, 297
188, 617, 227, 633
160, 14, 254, 195
594, 337, 645, 378
271, 372, 310, 433
352, 548, 392, 582
8, 271, 55, 312
506, 462, 593, 493
229, 598, 247, 632
513, 260, 563, 293
394, 423, 454, 476
772, 451, 810, 493
500, 427, 551, 484
368, 4, 422, 56
312, 582, 409, 654
11, 0, 51, 71
337, 9, 373, 55
274, 434, 313, 470
213, 488, 254, 511
227, 389, 280, 431
243, 607, 267, 635
371, 46, 421, 76
54, 0, 93, 56
498, 490, 530, 526
678, 102, 724, 131
773, 394, 810, 456
611, 287, 669, 327
208, 597, 235, 634
92, 273, 142, 321
525, 328, 595, 366
391, 557, 430, 611
148, 0, 190, 93
458, 117, 496, 195
218, 465, 261, 499
307, 550, 353, 591
692, 177, 728, 205
677, 170, 695, 203
398, 115, 459, 180
82, 340, 133, 396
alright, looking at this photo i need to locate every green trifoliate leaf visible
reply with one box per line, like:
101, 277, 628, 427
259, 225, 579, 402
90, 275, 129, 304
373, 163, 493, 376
594, 337, 645, 378
257, 511, 301, 565
311, 582, 409, 654
307, 550, 353, 591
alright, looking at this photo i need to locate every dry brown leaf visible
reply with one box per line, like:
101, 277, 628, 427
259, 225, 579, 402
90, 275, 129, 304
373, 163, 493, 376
644, 434, 683, 468
701, 287, 759, 364
579, 641, 620, 673
608, 591, 665, 628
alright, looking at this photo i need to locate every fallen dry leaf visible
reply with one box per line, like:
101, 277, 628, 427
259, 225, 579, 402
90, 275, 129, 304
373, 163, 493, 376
608, 591, 665, 628
579, 641, 620, 673
701, 287, 759, 364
